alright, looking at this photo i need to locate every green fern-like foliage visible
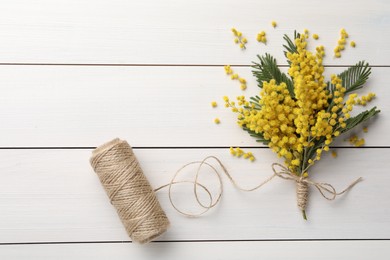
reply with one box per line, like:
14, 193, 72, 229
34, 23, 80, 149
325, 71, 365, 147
242, 127, 270, 145
251, 53, 295, 97
248, 95, 261, 110
327, 61, 371, 94
246, 31, 380, 147
342, 106, 380, 134
325, 61, 379, 133
339, 61, 371, 94
283, 31, 301, 61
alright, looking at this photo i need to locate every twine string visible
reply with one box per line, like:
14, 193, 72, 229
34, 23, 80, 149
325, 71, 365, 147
155, 156, 276, 217
156, 156, 362, 217
271, 163, 363, 200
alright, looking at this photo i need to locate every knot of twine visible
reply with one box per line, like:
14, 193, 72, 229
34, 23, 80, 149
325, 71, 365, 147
271, 163, 362, 216
90, 138, 169, 244
157, 157, 362, 219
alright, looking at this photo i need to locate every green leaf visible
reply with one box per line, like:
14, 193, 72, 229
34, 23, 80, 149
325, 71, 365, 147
341, 106, 380, 134
251, 53, 295, 97
282, 31, 301, 60
338, 61, 371, 94
248, 95, 261, 110
242, 127, 270, 145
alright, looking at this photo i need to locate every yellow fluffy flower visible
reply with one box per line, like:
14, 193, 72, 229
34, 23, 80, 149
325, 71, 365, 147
257, 31, 267, 44
224, 32, 366, 174
223, 66, 247, 90
229, 147, 255, 161
334, 28, 349, 58
223, 29, 379, 178
231, 28, 247, 49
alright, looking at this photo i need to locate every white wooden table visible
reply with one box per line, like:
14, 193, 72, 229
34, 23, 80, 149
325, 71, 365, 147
0, 0, 389, 259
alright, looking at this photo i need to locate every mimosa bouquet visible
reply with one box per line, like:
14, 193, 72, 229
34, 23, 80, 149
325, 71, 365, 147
223, 30, 380, 219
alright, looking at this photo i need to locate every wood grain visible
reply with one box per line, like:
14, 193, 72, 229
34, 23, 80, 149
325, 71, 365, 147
0, 66, 385, 147
0, 0, 388, 65
1, 241, 389, 260
0, 148, 388, 243
0, 0, 388, 257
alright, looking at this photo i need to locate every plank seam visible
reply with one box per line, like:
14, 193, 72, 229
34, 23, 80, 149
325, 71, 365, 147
0, 146, 388, 150
0, 63, 389, 68
0, 238, 389, 246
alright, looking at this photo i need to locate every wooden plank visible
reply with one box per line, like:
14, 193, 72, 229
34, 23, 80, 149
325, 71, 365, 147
0, 66, 386, 147
0, 148, 388, 243
0, 0, 388, 65
1, 241, 389, 260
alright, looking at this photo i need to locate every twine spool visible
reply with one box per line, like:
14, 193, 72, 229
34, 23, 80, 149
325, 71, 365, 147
90, 138, 170, 244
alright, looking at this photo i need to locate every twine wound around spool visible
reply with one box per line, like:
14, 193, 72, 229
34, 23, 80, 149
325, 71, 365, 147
90, 138, 170, 244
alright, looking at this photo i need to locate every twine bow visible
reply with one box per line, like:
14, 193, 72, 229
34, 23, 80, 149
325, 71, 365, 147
271, 163, 363, 219
271, 163, 363, 200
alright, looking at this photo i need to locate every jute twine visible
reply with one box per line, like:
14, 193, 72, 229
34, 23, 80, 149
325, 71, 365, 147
90, 138, 363, 243
271, 163, 362, 219
158, 156, 363, 219
90, 138, 169, 244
